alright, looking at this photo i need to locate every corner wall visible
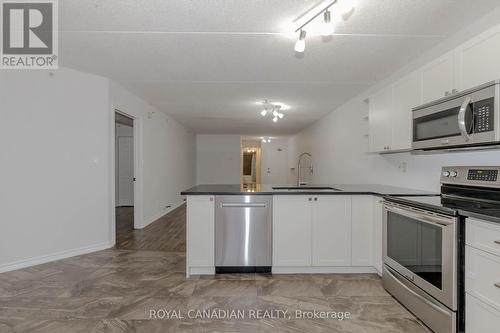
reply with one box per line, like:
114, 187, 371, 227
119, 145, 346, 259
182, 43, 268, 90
0, 68, 112, 271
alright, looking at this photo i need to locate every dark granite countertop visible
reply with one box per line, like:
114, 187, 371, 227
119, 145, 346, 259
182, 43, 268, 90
181, 184, 438, 197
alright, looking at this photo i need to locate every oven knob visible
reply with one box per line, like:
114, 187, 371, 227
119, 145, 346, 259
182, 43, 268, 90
442, 171, 451, 177
450, 171, 458, 178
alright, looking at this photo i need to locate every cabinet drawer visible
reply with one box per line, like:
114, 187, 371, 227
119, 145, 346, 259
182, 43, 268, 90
466, 245, 500, 312
466, 293, 500, 333
466, 218, 500, 257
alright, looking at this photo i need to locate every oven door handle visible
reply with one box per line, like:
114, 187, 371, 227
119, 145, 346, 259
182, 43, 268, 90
385, 265, 453, 318
458, 96, 473, 142
384, 203, 454, 226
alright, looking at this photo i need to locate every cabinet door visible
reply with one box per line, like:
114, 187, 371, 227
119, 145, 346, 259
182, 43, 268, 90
351, 196, 374, 266
372, 197, 384, 275
369, 86, 393, 152
187, 196, 215, 267
455, 25, 500, 91
312, 196, 352, 266
466, 294, 500, 333
273, 196, 312, 267
421, 52, 454, 104
391, 71, 421, 151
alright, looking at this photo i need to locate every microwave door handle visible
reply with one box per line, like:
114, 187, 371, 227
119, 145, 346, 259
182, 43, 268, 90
458, 96, 472, 142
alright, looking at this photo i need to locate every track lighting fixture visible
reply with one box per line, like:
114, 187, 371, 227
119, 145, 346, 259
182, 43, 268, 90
261, 137, 272, 143
294, 30, 306, 53
292, 0, 356, 53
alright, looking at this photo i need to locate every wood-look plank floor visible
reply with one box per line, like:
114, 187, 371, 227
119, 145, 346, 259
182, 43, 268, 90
0, 203, 431, 333
115, 204, 186, 252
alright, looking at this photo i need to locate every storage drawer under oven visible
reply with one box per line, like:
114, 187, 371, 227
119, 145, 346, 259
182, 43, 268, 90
465, 245, 500, 312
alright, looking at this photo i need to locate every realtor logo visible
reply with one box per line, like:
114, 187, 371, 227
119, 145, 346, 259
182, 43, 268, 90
1, 0, 58, 69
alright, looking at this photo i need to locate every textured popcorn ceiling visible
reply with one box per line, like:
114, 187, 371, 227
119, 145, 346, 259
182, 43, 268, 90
59, 0, 500, 135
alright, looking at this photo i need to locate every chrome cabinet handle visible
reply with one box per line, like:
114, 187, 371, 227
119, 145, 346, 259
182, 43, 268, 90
458, 96, 473, 142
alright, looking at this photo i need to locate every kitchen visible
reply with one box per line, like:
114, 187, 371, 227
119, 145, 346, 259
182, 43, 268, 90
3, 1, 500, 333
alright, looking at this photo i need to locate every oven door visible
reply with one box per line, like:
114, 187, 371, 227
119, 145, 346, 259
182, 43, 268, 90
383, 202, 458, 309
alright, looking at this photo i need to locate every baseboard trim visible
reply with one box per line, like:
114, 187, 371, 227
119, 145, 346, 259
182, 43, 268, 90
0, 242, 113, 273
188, 266, 215, 277
272, 266, 377, 274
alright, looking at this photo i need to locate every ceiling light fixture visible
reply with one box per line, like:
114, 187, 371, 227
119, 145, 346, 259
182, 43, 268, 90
321, 10, 334, 37
292, 0, 356, 53
259, 101, 285, 123
294, 30, 306, 53
262, 137, 272, 143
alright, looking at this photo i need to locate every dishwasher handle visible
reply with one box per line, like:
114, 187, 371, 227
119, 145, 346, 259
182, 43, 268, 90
220, 203, 267, 208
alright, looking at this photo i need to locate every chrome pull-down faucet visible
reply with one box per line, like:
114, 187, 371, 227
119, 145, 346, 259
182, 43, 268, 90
297, 152, 313, 187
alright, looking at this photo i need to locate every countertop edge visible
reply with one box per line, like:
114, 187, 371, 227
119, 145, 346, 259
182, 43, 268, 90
180, 191, 438, 197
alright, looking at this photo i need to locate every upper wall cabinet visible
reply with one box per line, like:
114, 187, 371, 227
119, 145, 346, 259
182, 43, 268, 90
392, 71, 422, 151
369, 85, 393, 153
421, 52, 455, 104
369, 71, 420, 153
455, 25, 500, 92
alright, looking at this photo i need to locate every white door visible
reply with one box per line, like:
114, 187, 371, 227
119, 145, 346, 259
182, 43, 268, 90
369, 85, 393, 152
312, 196, 352, 266
455, 25, 500, 91
117, 136, 134, 206
421, 52, 455, 104
391, 71, 422, 151
273, 196, 312, 267
261, 141, 288, 184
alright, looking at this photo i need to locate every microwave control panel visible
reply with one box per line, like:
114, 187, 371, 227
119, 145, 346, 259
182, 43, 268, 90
473, 97, 494, 133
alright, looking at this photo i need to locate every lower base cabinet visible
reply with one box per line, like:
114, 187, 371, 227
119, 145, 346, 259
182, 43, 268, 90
273, 195, 378, 272
466, 294, 500, 333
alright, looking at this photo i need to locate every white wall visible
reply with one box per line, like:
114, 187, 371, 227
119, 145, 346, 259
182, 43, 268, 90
0, 69, 196, 272
0, 68, 112, 271
288, 8, 500, 192
196, 134, 241, 184
261, 139, 289, 184
110, 82, 196, 227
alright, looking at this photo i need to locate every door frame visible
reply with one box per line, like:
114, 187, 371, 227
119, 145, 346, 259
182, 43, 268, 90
110, 108, 143, 246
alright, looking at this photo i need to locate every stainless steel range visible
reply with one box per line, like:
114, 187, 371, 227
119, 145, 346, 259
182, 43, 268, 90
383, 166, 500, 333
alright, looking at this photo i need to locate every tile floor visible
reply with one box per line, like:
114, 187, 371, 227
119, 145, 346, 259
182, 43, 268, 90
0, 206, 430, 333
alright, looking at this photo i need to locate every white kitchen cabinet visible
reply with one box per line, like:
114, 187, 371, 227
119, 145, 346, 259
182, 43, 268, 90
466, 293, 500, 333
391, 71, 421, 151
186, 195, 215, 276
351, 196, 373, 267
455, 25, 500, 92
421, 52, 455, 104
369, 85, 393, 152
273, 196, 312, 267
372, 197, 383, 275
312, 196, 352, 266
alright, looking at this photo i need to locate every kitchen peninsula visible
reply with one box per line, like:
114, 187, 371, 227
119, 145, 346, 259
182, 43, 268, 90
181, 184, 435, 277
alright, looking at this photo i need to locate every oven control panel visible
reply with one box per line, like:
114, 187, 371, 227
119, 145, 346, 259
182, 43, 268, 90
467, 169, 498, 181
441, 166, 500, 188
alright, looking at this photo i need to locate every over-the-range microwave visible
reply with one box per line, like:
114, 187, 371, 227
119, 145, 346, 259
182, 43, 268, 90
412, 80, 500, 151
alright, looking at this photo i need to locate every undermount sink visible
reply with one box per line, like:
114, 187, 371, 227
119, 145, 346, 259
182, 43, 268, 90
272, 186, 341, 191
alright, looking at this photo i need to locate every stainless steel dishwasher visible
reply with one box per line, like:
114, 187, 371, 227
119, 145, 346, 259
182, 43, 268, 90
215, 195, 272, 273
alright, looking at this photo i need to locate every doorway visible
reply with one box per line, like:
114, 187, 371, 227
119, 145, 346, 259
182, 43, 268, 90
241, 140, 261, 189
115, 111, 135, 247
